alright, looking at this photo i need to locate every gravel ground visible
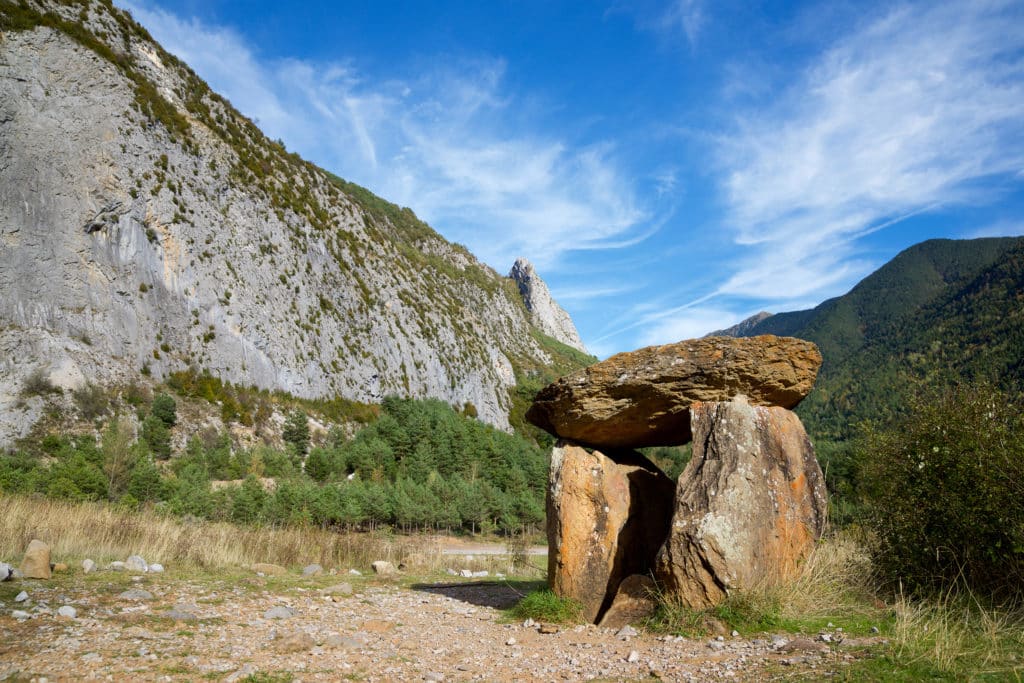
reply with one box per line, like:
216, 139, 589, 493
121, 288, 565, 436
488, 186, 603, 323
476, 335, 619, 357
0, 568, 879, 682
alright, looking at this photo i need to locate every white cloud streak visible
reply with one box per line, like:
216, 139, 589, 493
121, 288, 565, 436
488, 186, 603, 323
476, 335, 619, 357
716, 0, 1024, 300
119, 1, 649, 272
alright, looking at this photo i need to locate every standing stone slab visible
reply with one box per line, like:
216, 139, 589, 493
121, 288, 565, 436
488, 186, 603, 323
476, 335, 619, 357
547, 442, 674, 623
655, 398, 827, 609
20, 539, 51, 580
527, 335, 822, 449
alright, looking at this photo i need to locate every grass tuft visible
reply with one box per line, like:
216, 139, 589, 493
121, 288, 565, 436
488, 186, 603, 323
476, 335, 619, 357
509, 588, 584, 624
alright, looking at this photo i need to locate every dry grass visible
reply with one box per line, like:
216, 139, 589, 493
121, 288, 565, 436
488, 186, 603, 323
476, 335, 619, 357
0, 494, 443, 571
648, 532, 881, 636
887, 588, 1024, 679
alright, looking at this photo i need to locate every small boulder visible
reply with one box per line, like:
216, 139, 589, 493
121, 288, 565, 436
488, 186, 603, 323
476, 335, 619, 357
149, 563, 164, 573
109, 561, 126, 571
527, 335, 821, 449
264, 605, 296, 619
322, 582, 353, 597
251, 563, 287, 576
118, 589, 154, 601
125, 555, 148, 573
597, 575, 658, 630
302, 563, 323, 576
15, 591, 29, 603
371, 560, 397, 576
0, 562, 12, 581
58, 605, 77, 618
20, 539, 51, 579
82, 559, 96, 574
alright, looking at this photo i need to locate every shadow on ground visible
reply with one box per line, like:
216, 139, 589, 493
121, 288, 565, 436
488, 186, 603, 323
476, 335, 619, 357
410, 579, 545, 610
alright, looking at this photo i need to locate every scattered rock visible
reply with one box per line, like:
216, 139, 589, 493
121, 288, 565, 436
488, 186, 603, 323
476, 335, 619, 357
526, 335, 822, 448
274, 630, 314, 653
15, 591, 29, 603
538, 623, 559, 634
626, 650, 640, 663
322, 582, 353, 596
57, 605, 77, 618
597, 575, 658, 630
348, 568, 362, 576
20, 539, 51, 579
149, 563, 164, 573
125, 555, 148, 573
224, 664, 257, 682
251, 563, 287, 576
165, 608, 197, 622
12, 610, 30, 620
505, 637, 517, 646
109, 561, 126, 571
779, 638, 831, 655
118, 589, 154, 601
424, 672, 445, 682
615, 624, 639, 639
324, 635, 365, 650
371, 561, 397, 576
546, 443, 674, 623
655, 398, 828, 609
302, 563, 323, 576
263, 606, 296, 619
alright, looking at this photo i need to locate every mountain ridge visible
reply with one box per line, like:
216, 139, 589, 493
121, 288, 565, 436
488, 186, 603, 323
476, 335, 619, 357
0, 0, 588, 445
712, 236, 1024, 438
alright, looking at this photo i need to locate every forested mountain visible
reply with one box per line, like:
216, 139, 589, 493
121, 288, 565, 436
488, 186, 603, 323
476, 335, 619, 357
0, 0, 589, 446
719, 237, 1024, 439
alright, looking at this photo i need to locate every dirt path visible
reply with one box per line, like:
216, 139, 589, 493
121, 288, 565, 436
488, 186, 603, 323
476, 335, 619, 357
0, 568, 875, 682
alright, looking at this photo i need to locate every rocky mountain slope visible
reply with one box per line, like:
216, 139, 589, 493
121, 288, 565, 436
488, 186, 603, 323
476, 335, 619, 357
508, 258, 587, 353
0, 0, 583, 444
713, 237, 1024, 438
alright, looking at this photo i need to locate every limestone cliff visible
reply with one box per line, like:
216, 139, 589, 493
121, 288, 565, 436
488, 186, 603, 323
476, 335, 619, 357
508, 258, 587, 353
0, 0, 580, 444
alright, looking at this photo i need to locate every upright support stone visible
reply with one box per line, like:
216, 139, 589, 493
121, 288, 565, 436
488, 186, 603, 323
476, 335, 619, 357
547, 442, 674, 623
655, 397, 828, 609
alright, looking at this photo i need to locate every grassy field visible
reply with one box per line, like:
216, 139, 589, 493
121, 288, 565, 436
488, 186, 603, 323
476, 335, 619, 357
2, 493, 1022, 680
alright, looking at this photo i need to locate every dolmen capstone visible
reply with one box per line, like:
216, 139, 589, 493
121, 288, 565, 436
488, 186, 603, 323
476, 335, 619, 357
528, 335, 828, 623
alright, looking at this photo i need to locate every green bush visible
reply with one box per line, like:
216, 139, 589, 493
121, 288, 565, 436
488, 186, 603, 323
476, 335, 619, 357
141, 414, 172, 460
858, 382, 1024, 601
282, 409, 310, 457
151, 393, 177, 426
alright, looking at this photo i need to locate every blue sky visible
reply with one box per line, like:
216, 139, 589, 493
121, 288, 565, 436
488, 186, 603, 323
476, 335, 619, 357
118, 0, 1024, 358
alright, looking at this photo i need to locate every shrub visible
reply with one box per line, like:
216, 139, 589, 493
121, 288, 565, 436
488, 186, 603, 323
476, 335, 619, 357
282, 409, 310, 457
21, 367, 59, 397
73, 382, 109, 420
151, 392, 177, 426
141, 414, 172, 460
858, 382, 1024, 601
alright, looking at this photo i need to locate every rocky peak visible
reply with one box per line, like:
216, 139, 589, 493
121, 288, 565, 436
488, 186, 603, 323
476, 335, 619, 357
708, 311, 774, 337
508, 258, 587, 353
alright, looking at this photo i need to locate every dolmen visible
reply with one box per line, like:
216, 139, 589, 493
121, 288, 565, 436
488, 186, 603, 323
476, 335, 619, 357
527, 335, 828, 625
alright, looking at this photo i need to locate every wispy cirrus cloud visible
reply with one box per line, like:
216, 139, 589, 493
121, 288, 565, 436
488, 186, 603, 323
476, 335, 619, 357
119, 1, 650, 271
715, 0, 1024, 301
